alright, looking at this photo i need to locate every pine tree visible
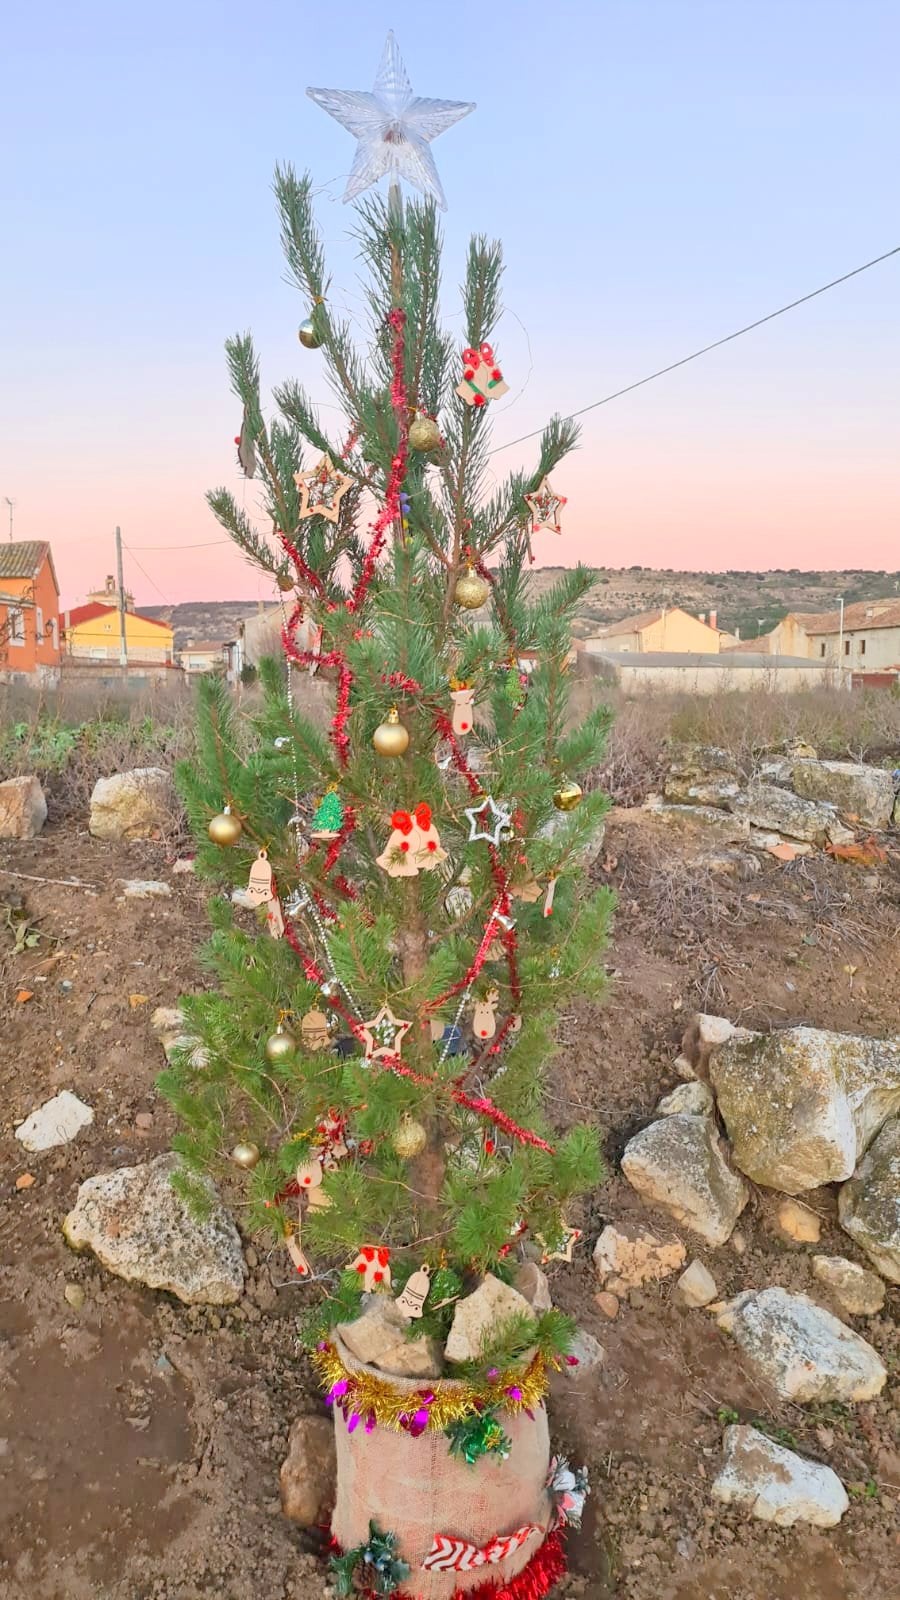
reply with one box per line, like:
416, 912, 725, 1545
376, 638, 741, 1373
162, 166, 613, 1366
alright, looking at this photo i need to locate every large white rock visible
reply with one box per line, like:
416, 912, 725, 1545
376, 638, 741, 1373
649, 803, 752, 845
715, 1287, 886, 1402
728, 781, 853, 846
338, 1297, 444, 1379
62, 1153, 245, 1305
812, 1256, 886, 1316
792, 760, 896, 830
593, 1222, 686, 1295
712, 1425, 848, 1527
444, 1273, 537, 1364
709, 1024, 900, 1193
838, 1118, 900, 1282
15, 1090, 93, 1152
0, 775, 47, 839
621, 1114, 749, 1246
675, 1259, 718, 1308
89, 767, 176, 841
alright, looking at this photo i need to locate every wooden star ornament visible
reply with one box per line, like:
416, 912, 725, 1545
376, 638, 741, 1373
294, 453, 353, 524
524, 477, 567, 536
539, 1225, 583, 1264
360, 1003, 412, 1062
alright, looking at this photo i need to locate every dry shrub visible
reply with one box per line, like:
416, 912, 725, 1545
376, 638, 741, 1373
668, 686, 900, 777
0, 681, 197, 823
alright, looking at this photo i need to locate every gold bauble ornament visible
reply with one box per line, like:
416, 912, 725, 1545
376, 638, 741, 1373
208, 807, 242, 846
276, 569, 295, 592
552, 775, 583, 812
265, 1022, 297, 1064
454, 566, 490, 611
372, 705, 410, 757
298, 317, 322, 350
392, 1114, 428, 1159
231, 1141, 260, 1170
408, 412, 441, 452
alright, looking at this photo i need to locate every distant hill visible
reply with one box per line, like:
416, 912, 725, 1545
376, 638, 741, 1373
137, 600, 267, 649
140, 569, 900, 649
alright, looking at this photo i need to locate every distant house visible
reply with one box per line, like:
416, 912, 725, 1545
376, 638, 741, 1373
62, 602, 174, 665
180, 641, 228, 675
583, 605, 727, 657
590, 650, 834, 696
724, 600, 900, 678
0, 541, 62, 683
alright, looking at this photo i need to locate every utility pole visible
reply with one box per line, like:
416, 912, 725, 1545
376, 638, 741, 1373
837, 596, 846, 689
4, 498, 15, 542
115, 525, 128, 669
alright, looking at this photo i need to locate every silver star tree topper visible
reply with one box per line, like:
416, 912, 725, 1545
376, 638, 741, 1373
307, 32, 475, 210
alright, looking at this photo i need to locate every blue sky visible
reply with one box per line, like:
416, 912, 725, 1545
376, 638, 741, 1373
1, 0, 897, 603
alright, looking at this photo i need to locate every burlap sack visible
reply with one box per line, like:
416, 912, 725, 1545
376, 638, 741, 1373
331, 1331, 552, 1599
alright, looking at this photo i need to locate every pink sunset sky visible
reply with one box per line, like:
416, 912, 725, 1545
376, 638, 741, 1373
2, 1, 898, 610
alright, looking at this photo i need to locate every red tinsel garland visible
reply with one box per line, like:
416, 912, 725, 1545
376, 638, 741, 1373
450, 1088, 555, 1155
432, 710, 483, 798
277, 529, 326, 599
326, 1530, 566, 1600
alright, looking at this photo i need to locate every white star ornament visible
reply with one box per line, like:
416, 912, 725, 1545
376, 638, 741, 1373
307, 32, 475, 210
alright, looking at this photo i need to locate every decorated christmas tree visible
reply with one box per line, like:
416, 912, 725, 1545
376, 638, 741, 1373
162, 34, 611, 1598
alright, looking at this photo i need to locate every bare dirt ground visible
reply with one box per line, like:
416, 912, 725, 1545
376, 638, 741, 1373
2, 812, 899, 1600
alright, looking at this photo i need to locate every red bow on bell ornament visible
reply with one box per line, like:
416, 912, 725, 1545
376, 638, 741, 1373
350, 1245, 392, 1290
456, 343, 510, 408
376, 803, 447, 876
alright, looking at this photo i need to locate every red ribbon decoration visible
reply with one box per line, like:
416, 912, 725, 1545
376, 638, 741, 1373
462, 342, 496, 367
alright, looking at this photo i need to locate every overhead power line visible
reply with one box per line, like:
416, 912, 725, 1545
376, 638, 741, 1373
488, 243, 900, 456
125, 242, 900, 554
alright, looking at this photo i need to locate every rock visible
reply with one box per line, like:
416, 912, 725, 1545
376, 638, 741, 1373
680, 1013, 736, 1078
664, 775, 742, 809
280, 1416, 336, 1527
712, 1425, 848, 1527
62, 1153, 245, 1305
749, 830, 813, 857
593, 1222, 686, 1295
594, 1291, 620, 1319
444, 1273, 536, 1364
514, 1262, 553, 1312
135, 1112, 154, 1131
776, 1199, 821, 1244
150, 1005, 208, 1067
838, 1118, 900, 1281
673, 1053, 697, 1081
792, 760, 895, 830
715, 1287, 886, 1402
621, 1115, 749, 1246
89, 767, 176, 841
709, 1024, 900, 1193
650, 803, 752, 844
675, 1260, 718, 1308
172, 856, 196, 874
63, 1282, 86, 1312
0, 775, 47, 839
730, 1230, 747, 1255
564, 1330, 605, 1373
656, 1081, 715, 1118
728, 781, 854, 846
120, 879, 173, 899
376, 1333, 445, 1380
337, 1296, 410, 1365
812, 1256, 885, 1316
758, 758, 795, 785
894, 790, 900, 828
15, 1090, 94, 1152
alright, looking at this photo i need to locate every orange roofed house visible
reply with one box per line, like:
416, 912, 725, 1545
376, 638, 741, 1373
62, 589, 174, 666
0, 541, 62, 684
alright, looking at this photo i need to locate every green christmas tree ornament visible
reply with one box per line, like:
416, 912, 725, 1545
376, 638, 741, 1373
311, 786, 344, 839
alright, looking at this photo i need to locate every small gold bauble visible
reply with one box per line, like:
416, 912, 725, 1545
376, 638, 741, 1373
552, 775, 583, 812
298, 317, 322, 350
392, 1114, 428, 1159
454, 566, 490, 611
408, 413, 441, 452
208, 808, 242, 846
265, 1024, 297, 1064
276, 569, 295, 592
372, 705, 410, 757
231, 1141, 260, 1170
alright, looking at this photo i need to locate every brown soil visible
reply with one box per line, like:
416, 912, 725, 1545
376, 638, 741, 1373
1, 813, 899, 1600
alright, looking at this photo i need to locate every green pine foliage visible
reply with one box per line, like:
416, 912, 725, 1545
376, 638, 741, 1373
163, 166, 613, 1328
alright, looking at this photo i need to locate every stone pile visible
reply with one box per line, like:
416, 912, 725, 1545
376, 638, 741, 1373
649, 743, 899, 855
